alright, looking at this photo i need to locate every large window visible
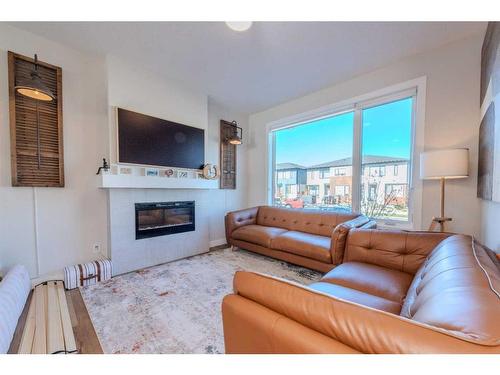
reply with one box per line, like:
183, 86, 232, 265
270, 85, 418, 226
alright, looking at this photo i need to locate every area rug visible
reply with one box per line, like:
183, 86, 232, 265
79, 248, 322, 354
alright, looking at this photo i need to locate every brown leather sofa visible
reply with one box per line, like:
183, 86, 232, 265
222, 229, 500, 353
225, 206, 375, 272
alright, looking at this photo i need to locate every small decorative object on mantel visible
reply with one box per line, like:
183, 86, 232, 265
8, 51, 64, 187
119, 166, 133, 175
161, 169, 174, 178
145, 167, 159, 177
200, 163, 220, 180
63, 258, 112, 290
95, 158, 110, 175
178, 170, 189, 178
220, 120, 240, 189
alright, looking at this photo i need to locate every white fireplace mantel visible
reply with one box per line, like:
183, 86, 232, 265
99, 173, 218, 189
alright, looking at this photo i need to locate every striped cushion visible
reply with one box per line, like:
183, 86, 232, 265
64, 259, 112, 290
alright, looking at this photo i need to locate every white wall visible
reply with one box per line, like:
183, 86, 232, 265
0, 24, 109, 279
106, 55, 209, 164
247, 34, 484, 237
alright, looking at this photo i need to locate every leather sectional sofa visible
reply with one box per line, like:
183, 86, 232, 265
225, 206, 375, 272
222, 229, 500, 353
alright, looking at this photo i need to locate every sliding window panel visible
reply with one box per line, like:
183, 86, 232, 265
360, 97, 413, 222
272, 112, 354, 212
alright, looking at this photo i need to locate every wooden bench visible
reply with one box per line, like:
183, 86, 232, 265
18, 281, 77, 354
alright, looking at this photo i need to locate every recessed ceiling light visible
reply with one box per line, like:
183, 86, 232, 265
225, 22, 253, 32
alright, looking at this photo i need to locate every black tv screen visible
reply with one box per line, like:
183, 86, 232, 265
117, 108, 205, 169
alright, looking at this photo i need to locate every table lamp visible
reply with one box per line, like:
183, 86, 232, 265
420, 148, 469, 232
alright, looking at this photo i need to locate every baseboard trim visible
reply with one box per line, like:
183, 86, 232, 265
31, 241, 227, 286
30, 270, 64, 287
209, 238, 227, 248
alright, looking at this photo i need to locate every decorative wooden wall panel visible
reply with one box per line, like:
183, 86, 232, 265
220, 120, 237, 189
8, 51, 64, 187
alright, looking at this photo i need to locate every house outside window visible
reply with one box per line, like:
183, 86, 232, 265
274, 163, 307, 203
320, 168, 330, 178
368, 166, 386, 177
307, 185, 319, 196
385, 183, 408, 207
335, 185, 350, 196
334, 167, 346, 176
323, 183, 331, 198
368, 184, 377, 201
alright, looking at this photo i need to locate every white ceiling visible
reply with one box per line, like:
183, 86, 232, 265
10, 22, 485, 114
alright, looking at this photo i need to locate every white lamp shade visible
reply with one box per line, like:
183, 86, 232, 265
420, 148, 469, 179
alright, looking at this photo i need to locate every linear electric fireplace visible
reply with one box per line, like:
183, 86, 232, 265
135, 201, 195, 239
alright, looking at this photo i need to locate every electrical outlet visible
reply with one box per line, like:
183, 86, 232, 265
93, 243, 101, 254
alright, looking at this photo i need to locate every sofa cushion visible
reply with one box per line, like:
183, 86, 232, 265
232, 225, 287, 248
271, 231, 332, 263
256, 206, 357, 237
288, 211, 358, 237
309, 281, 402, 314
401, 235, 500, 344
321, 262, 413, 304
344, 229, 450, 274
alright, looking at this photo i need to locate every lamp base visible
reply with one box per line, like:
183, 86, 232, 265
428, 216, 452, 232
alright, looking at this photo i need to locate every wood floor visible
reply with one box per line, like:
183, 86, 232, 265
8, 288, 102, 354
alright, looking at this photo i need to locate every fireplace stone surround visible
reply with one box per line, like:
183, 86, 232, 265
108, 189, 214, 275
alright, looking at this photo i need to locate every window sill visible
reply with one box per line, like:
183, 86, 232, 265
376, 220, 415, 231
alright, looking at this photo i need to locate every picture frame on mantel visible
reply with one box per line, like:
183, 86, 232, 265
220, 120, 237, 189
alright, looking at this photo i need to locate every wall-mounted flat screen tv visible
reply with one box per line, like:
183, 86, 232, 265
117, 108, 205, 169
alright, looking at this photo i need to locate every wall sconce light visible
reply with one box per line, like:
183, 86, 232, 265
15, 54, 55, 102
14, 54, 55, 169
226, 121, 243, 145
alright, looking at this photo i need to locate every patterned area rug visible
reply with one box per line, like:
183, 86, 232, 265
80, 248, 322, 354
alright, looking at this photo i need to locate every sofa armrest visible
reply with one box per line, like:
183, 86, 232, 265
225, 207, 259, 245
330, 215, 372, 265
344, 229, 452, 274
222, 294, 360, 353
228, 271, 499, 353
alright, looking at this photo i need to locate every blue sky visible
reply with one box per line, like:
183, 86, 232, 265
275, 97, 413, 166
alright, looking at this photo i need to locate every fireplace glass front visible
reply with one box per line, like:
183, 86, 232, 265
135, 201, 195, 239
